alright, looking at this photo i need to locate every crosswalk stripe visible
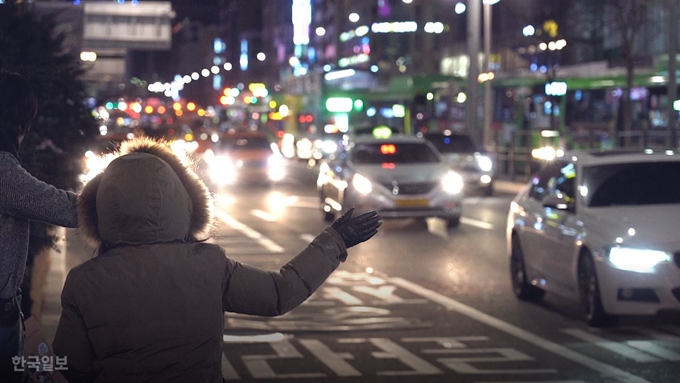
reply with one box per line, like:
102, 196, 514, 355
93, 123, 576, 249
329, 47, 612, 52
215, 209, 284, 253
625, 340, 680, 361
221, 353, 240, 380
561, 329, 662, 363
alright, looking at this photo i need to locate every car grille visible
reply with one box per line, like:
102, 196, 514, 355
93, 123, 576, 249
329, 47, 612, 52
380, 182, 438, 195
674, 252, 680, 268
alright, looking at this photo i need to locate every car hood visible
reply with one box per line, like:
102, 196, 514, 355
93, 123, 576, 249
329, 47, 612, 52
580, 204, 680, 251
442, 153, 480, 170
220, 149, 272, 160
352, 163, 449, 184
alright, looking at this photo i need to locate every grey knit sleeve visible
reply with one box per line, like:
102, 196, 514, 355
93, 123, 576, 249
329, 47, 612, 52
0, 153, 78, 228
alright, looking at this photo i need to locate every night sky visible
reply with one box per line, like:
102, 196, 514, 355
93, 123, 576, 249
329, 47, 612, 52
169, 0, 220, 24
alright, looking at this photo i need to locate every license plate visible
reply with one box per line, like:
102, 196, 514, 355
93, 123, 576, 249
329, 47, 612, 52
395, 198, 429, 207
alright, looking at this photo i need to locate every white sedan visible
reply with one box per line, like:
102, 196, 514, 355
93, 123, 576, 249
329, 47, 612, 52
318, 135, 464, 227
507, 149, 680, 326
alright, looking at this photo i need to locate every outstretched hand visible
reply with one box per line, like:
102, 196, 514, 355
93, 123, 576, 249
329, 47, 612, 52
331, 207, 382, 249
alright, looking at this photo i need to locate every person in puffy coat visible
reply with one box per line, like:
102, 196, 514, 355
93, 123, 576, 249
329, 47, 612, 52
52, 137, 381, 383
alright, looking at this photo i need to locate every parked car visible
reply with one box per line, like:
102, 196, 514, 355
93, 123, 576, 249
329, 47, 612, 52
507, 149, 680, 326
317, 135, 464, 227
422, 131, 494, 196
205, 131, 284, 186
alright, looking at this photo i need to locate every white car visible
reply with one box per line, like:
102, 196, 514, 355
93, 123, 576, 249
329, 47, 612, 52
507, 149, 680, 326
422, 131, 495, 196
317, 135, 464, 227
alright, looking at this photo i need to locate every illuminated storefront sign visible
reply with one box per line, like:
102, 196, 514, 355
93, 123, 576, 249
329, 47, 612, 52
371, 21, 417, 33
338, 54, 370, 68
292, 0, 312, 45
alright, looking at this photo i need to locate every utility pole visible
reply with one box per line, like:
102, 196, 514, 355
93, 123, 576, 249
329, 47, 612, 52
466, 0, 481, 141
668, 0, 678, 148
482, 1, 493, 150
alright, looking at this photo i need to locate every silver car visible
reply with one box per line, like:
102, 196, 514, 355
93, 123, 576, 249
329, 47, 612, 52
422, 131, 495, 196
317, 135, 464, 228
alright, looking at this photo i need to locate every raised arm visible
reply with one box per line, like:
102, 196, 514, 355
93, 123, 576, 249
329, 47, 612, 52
222, 227, 345, 316
222, 210, 381, 316
0, 153, 78, 227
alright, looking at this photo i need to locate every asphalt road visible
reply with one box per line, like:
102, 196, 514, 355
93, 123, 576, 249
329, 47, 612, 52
46, 160, 680, 383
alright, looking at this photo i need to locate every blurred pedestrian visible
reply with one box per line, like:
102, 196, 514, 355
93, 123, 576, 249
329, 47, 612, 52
0, 71, 79, 382
53, 137, 381, 383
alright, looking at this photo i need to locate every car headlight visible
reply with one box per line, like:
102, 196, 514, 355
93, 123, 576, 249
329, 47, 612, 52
477, 154, 493, 172
607, 246, 671, 273
267, 154, 285, 181
321, 140, 338, 154
352, 173, 373, 195
441, 171, 464, 194
209, 155, 236, 185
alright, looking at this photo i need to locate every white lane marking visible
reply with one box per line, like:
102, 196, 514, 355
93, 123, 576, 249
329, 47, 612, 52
298, 339, 362, 377
223, 333, 289, 343
626, 327, 680, 342
369, 338, 443, 376
625, 340, 680, 362
389, 277, 651, 383
221, 353, 241, 380
561, 329, 662, 363
251, 209, 278, 222
215, 210, 284, 253
300, 233, 315, 243
461, 217, 494, 230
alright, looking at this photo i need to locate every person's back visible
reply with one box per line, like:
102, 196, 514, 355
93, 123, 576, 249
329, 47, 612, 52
61, 242, 227, 382
53, 137, 381, 382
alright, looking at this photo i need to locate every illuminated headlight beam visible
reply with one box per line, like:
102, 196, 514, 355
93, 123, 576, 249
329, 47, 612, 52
441, 171, 464, 194
608, 246, 671, 273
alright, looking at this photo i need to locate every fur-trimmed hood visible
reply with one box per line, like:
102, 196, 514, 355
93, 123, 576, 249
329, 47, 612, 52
78, 137, 214, 249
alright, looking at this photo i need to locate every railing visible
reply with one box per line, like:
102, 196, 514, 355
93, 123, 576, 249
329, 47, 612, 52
487, 128, 679, 181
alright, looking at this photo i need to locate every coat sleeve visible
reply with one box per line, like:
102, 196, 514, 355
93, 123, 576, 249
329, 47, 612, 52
222, 227, 346, 316
52, 269, 96, 383
0, 156, 78, 228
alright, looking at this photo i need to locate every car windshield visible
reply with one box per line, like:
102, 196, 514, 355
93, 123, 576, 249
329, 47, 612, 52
350, 142, 440, 164
584, 161, 680, 207
221, 136, 271, 151
425, 134, 477, 154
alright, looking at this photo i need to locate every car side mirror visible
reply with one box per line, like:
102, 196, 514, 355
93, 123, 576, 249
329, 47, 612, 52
542, 194, 574, 212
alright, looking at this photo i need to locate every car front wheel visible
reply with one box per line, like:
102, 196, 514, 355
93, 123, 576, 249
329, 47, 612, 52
510, 236, 545, 301
446, 216, 460, 228
578, 252, 618, 327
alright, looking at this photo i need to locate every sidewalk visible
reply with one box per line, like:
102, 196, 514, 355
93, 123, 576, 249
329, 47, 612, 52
40, 228, 95, 344
38, 177, 528, 344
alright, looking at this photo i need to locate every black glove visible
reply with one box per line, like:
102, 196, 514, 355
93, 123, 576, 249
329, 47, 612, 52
331, 207, 382, 249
